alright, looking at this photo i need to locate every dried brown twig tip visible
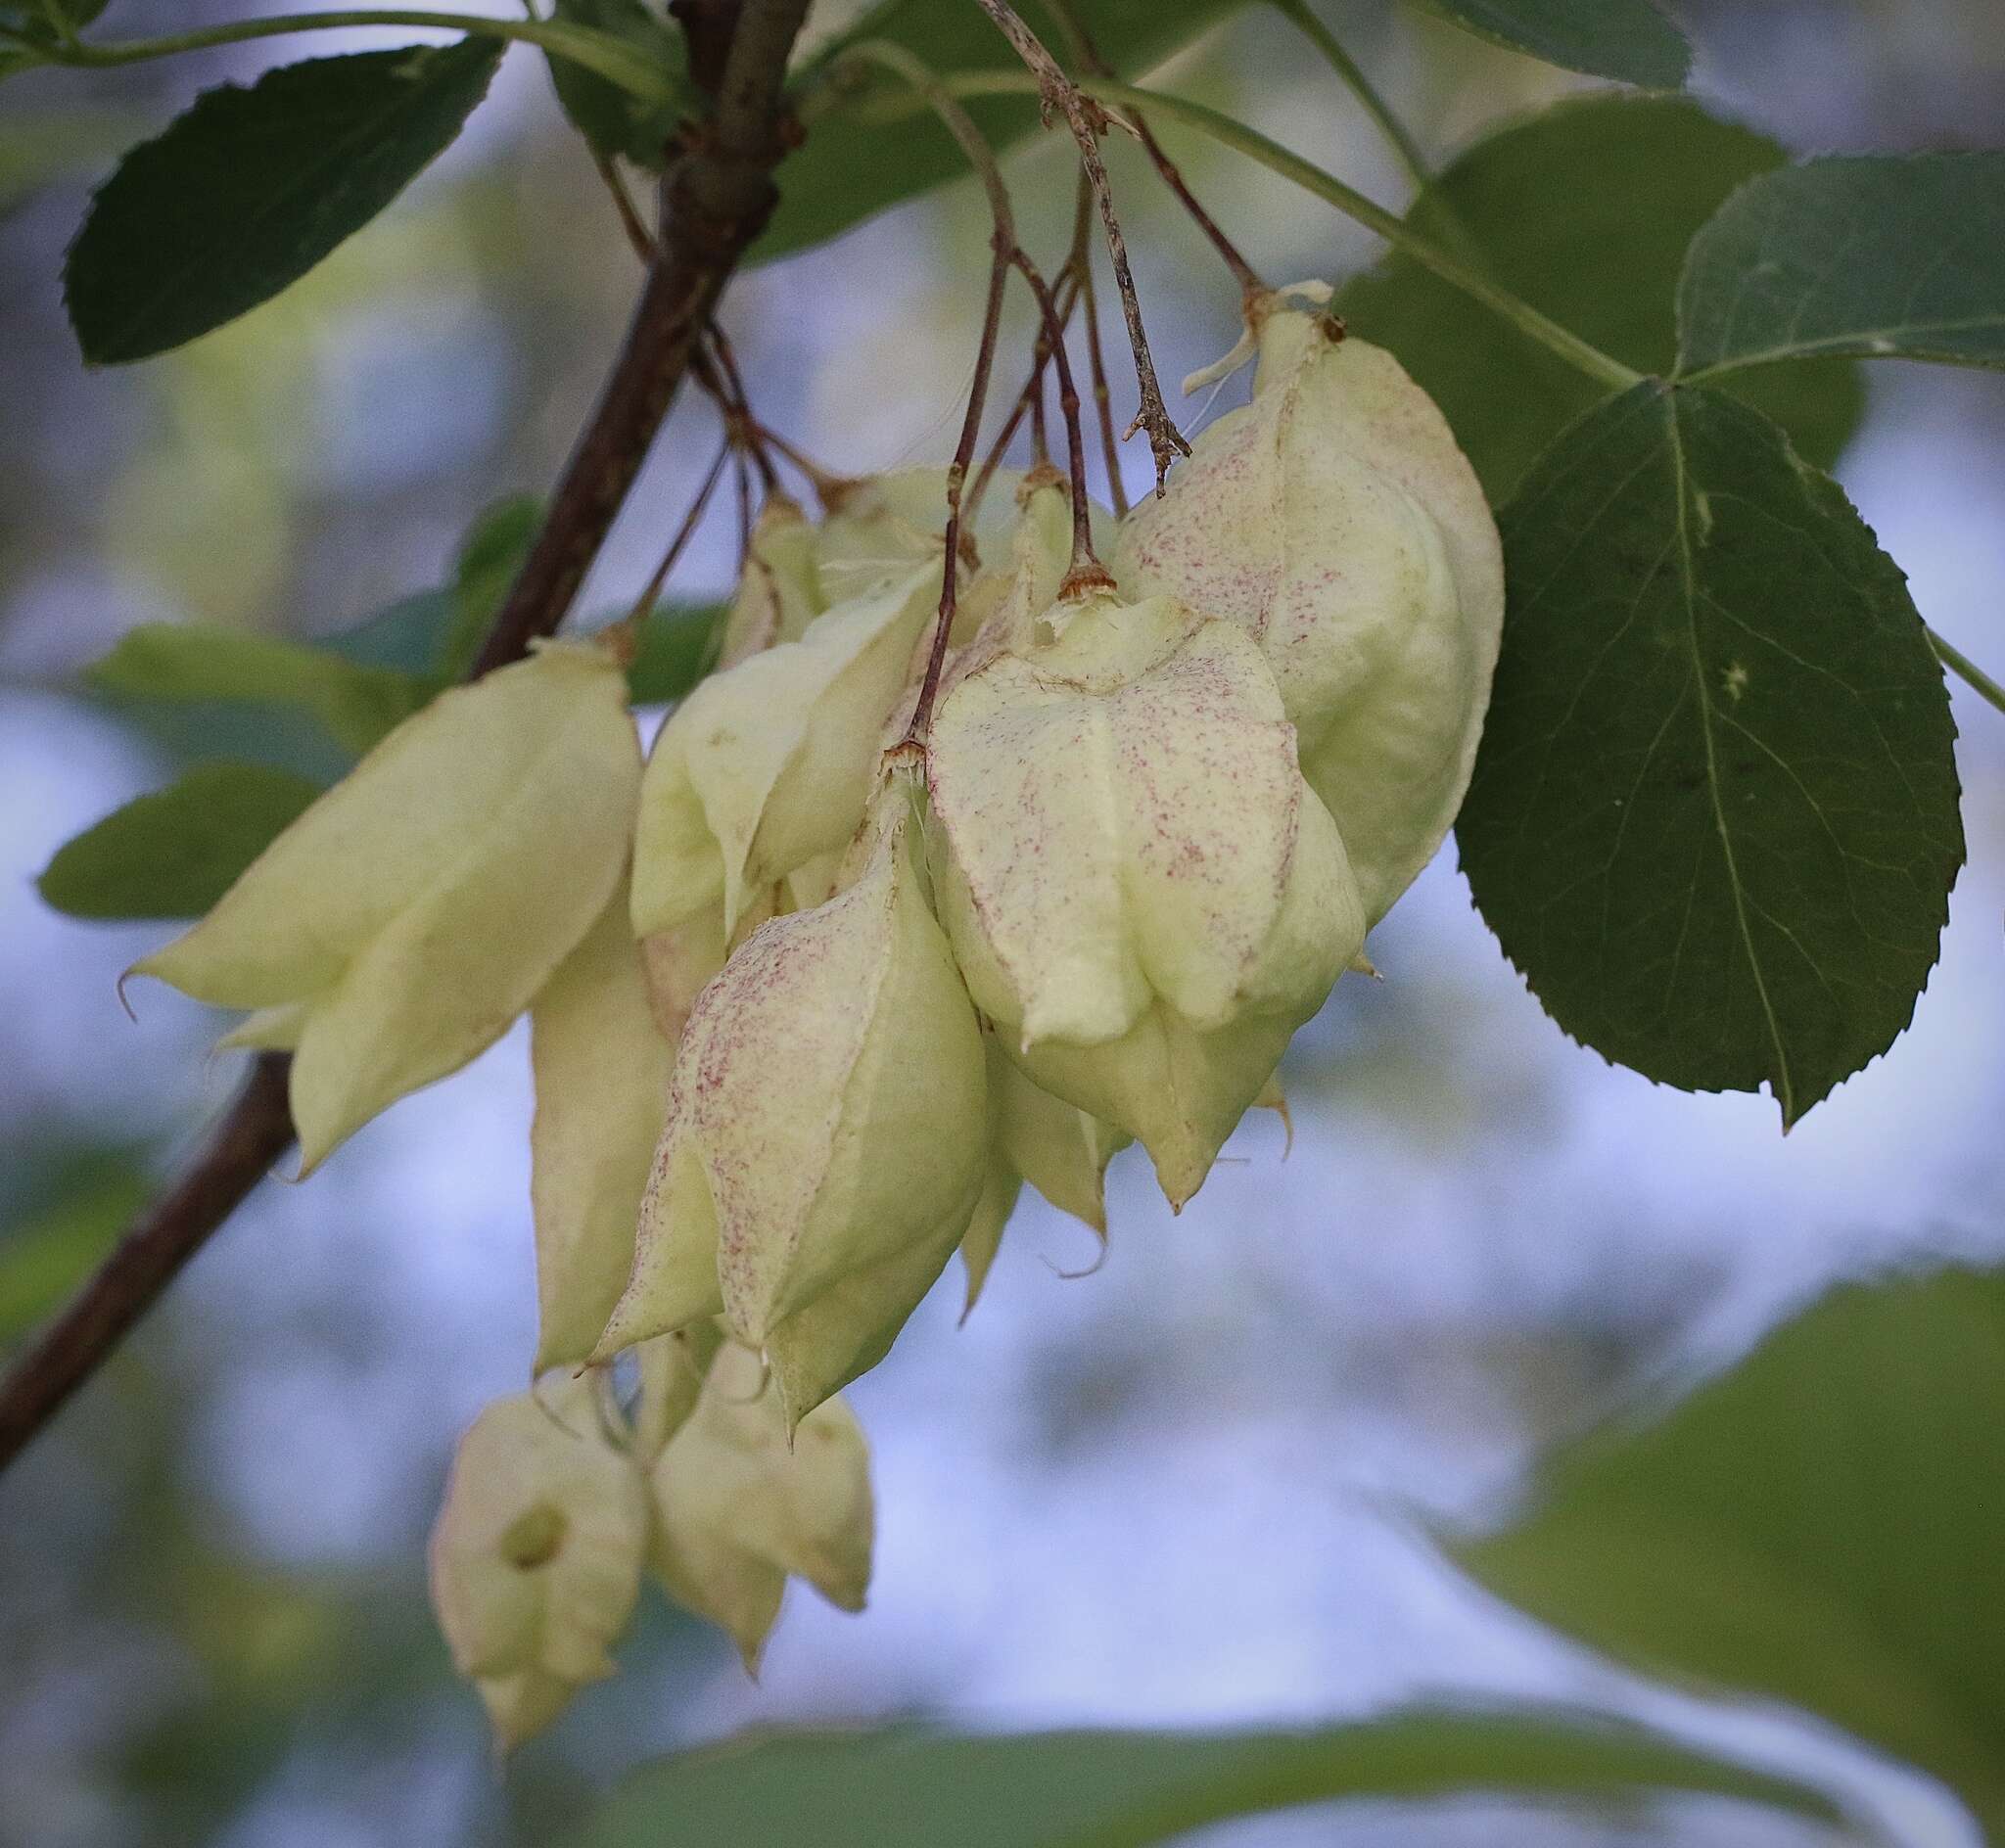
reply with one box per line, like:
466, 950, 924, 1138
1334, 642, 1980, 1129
974, 0, 1189, 494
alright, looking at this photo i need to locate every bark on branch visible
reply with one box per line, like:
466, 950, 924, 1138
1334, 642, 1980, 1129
0, 0, 814, 1478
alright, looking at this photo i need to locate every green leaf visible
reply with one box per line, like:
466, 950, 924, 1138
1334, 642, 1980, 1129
761, 0, 1241, 264
570, 1709, 1836, 1848
1457, 1266, 2005, 1838
1338, 95, 1865, 502
38, 762, 323, 920
436, 494, 541, 681
625, 598, 723, 704
64, 40, 504, 365
546, 0, 694, 168
318, 588, 458, 677
1457, 383, 1963, 1125
1678, 152, 2005, 375
0, 1152, 149, 1345
85, 624, 429, 757
1415, 0, 1689, 86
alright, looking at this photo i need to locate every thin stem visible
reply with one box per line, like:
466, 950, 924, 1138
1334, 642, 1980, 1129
626, 435, 732, 624
1042, 0, 1264, 299
965, 269, 1080, 523
29, 8, 677, 100
1269, 0, 1430, 190
929, 70, 1644, 393
1071, 170, 1128, 518
839, 40, 1020, 746
1931, 626, 2005, 716
595, 154, 660, 263
973, 0, 1189, 491
1012, 252, 1111, 594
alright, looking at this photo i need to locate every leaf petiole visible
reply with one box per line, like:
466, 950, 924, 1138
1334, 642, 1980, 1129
921, 69, 1644, 393
28, 8, 676, 102
1929, 626, 2005, 717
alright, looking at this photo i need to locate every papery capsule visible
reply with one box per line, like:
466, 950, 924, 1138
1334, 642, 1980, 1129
929, 591, 1363, 1207
132, 643, 639, 1172
1115, 288, 1504, 924
428, 1375, 649, 1749
599, 784, 988, 1385
629, 566, 936, 940
715, 494, 822, 669
649, 1339, 873, 1671
528, 879, 672, 1373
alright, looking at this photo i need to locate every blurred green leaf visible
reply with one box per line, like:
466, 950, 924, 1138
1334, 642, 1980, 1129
625, 599, 723, 703
1338, 95, 1865, 501
85, 624, 428, 757
762, 0, 1242, 263
1415, 0, 1688, 86
65, 40, 504, 364
437, 494, 543, 681
547, 0, 695, 167
1679, 153, 2005, 374
0, 1149, 149, 1344
38, 762, 323, 920
571, 1709, 1836, 1847
318, 587, 458, 677
1458, 383, 1962, 1124
1458, 1266, 2005, 1836
0, 107, 146, 210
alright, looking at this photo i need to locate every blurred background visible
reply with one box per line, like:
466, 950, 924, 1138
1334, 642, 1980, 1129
2, 1, 2003, 1843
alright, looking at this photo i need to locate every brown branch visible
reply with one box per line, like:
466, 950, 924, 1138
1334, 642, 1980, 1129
973, 0, 1188, 493
1011, 251, 1111, 596
0, 0, 816, 1480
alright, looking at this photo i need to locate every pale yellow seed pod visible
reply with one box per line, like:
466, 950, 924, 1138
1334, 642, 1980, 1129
650, 1340, 873, 1672
715, 494, 822, 670
428, 1374, 649, 1750
528, 876, 673, 1374
929, 591, 1363, 1208
598, 780, 988, 1374
629, 565, 936, 940
131, 643, 639, 1173
1115, 289, 1504, 924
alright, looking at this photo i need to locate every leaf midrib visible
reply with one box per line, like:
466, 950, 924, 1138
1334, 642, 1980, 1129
1662, 388, 1796, 1123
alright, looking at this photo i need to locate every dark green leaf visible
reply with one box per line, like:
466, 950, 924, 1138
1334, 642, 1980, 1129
570, 1709, 1835, 1848
32, 0, 112, 29
38, 762, 323, 920
1338, 96, 1865, 501
65, 40, 503, 365
546, 0, 694, 168
85, 624, 428, 757
1457, 1267, 2005, 1837
1458, 383, 1962, 1124
436, 494, 541, 680
1679, 153, 2005, 374
761, 0, 1241, 263
625, 599, 723, 703
1415, 0, 1688, 86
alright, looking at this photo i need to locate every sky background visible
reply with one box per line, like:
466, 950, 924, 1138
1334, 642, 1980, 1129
2, 1, 2003, 1843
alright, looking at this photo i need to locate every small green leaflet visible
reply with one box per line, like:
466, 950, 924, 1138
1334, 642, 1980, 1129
65, 40, 503, 364
1338, 96, 1863, 503
1416, 0, 1689, 87
1456, 1266, 2005, 1839
1457, 383, 1962, 1126
626, 599, 723, 704
39, 762, 324, 920
1679, 152, 2005, 374
569, 1710, 1834, 1847
435, 495, 542, 683
85, 624, 428, 757
546, 0, 695, 168
764, 0, 1240, 263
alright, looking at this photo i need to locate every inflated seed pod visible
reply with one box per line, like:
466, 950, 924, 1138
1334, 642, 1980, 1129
1115, 287, 1504, 925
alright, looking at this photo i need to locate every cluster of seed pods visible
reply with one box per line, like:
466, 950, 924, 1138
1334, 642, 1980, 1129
130, 290, 1502, 1740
